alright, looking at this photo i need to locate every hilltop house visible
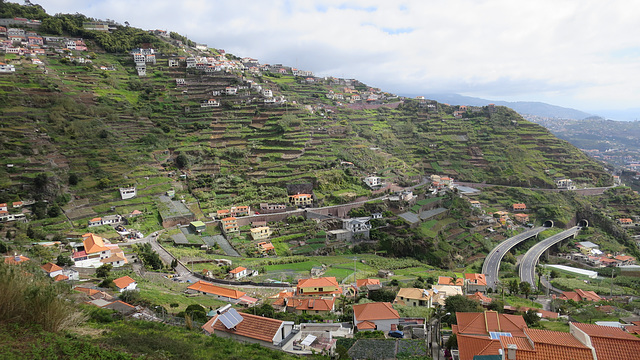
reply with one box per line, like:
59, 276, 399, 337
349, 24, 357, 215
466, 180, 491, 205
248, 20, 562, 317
464, 273, 487, 294
229, 266, 248, 280
119, 187, 136, 200
343, 217, 371, 240
71, 233, 127, 268
287, 298, 336, 315
220, 217, 239, 235
257, 241, 275, 256
363, 176, 381, 189
512, 203, 526, 212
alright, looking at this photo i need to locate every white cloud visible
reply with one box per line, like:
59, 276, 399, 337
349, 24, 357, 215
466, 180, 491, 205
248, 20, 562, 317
32, 0, 640, 111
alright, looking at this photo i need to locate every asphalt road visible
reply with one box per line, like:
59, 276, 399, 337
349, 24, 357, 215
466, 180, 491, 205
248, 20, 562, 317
482, 226, 549, 291
519, 226, 581, 288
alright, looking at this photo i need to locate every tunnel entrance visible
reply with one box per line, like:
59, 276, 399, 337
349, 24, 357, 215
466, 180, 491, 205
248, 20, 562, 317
578, 219, 589, 227
543, 220, 554, 228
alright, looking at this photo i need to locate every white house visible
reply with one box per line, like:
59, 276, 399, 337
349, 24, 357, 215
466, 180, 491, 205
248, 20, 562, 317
229, 266, 248, 279
119, 187, 136, 200
363, 176, 382, 189
353, 302, 400, 332
225, 86, 237, 95
262, 89, 273, 97
113, 276, 137, 292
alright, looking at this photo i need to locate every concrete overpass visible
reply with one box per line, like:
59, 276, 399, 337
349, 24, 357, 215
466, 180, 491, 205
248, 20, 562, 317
518, 223, 586, 289
482, 224, 552, 291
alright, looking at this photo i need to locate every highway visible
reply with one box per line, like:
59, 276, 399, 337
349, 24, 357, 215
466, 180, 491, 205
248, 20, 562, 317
519, 226, 581, 289
482, 226, 550, 291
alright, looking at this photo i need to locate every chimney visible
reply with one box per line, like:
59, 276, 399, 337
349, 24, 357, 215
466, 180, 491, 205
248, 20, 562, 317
507, 344, 517, 360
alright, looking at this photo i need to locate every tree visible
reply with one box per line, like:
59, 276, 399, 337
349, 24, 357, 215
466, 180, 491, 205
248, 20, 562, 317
96, 263, 112, 278
56, 254, 74, 267
519, 282, 532, 299
119, 290, 140, 304
508, 279, 520, 295
175, 153, 188, 169
444, 295, 482, 324
487, 299, 505, 313
171, 258, 178, 269
523, 308, 540, 327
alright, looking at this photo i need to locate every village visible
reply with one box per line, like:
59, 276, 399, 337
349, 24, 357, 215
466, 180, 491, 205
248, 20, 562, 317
2, 14, 640, 360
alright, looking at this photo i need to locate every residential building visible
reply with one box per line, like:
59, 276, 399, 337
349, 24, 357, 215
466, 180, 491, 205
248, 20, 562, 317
512, 203, 526, 211
220, 217, 239, 235
119, 187, 136, 200
467, 292, 492, 306
393, 288, 433, 307
363, 176, 381, 189
343, 217, 371, 239
288, 298, 335, 315
556, 178, 576, 190
41, 262, 63, 278
113, 276, 137, 292
353, 302, 400, 332
355, 278, 382, 291
296, 277, 341, 297
201, 98, 220, 107
72, 233, 112, 268
618, 218, 633, 225
513, 213, 529, 223
464, 273, 487, 294
454, 311, 528, 338
289, 193, 313, 207
559, 289, 602, 302
4, 255, 29, 265
187, 280, 256, 305
202, 305, 297, 350
431, 284, 463, 306
229, 266, 248, 280
257, 241, 275, 255
570, 322, 640, 360
250, 226, 272, 241
437, 276, 465, 287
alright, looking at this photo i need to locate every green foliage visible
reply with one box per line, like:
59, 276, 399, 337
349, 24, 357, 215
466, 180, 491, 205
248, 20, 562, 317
523, 309, 540, 327
55, 254, 74, 267
354, 330, 386, 339
444, 295, 482, 324
96, 263, 112, 278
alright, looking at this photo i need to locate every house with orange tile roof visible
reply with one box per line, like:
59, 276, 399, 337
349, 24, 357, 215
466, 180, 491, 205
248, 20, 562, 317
431, 284, 464, 306
614, 254, 636, 265
465, 273, 487, 293
296, 277, 341, 297
560, 289, 601, 302
353, 302, 400, 332
438, 276, 465, 287
289, 193, 313, 207
0, 203, 7, 212
467, 291, 492, 306
457, 334, 503, 360
41, 262, 63, 277
287, 298, 335, 315
618, 218, 633, 225
187, 280, 252, 304
393, 288, 433, 307
4, 254, 29, 265
72, 233, 120, 268
499, 328, 594, 360
453, 311, 528, 338
512, 203, 526, 212
257, 241, 275, 256
220, 217, 239, 235
570, 322, 640, 360
202, 305, 297, 350
113, 276, 137, 292
355, 278, 382, 291
513, 213, 530, 223
229, 266, 248, 280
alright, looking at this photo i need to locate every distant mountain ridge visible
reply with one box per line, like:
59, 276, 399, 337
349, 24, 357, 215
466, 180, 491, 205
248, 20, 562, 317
405, 93, 593, 120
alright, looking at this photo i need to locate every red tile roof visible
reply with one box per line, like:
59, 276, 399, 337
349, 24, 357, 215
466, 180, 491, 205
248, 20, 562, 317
297, 277, 339, 289
465, 273, 487, 286
467, 291, 492, 304
353, 302, 399, 322
53, 274, 69, 281
4, 255, 30, 264
455, 311, 527, 337
113, 276, 136, 289
293, 298, 335, 312
356, 320, 376, 330
82, 233, 109, 254
41, 262, 63, 273
203, 311, 284, 343
457, 334, 502, 360
356, 278, 381, 287
572, 322, 640, 360
499, 328, 594, 360
74, 286, 100, 296
230, 266, 246, 274
187, 280, 245, 299
561, 289, 601, 302
438, 276, 464, 286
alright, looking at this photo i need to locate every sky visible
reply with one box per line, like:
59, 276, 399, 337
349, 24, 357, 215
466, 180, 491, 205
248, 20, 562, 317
27, 0, 640, 117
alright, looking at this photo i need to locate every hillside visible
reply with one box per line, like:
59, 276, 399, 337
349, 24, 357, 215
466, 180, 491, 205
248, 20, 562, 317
0, 22, 612, 233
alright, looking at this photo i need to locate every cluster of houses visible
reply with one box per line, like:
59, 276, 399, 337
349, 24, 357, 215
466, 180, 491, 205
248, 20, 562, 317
0, 23, 88, 60
0, 201, 32, 223
566, 241, 637, 268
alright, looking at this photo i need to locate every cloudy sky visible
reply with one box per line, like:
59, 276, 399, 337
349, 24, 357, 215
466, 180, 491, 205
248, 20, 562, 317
30, 0, 640, 116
